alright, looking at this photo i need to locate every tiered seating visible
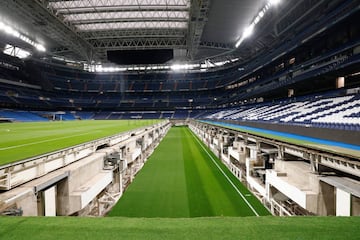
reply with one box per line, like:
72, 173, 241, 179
75, 112, 94, 120
61, 112, 77, 120
93, 112, 112, 120
107, 112, 123, 120
205, 93, 360, 131
173, 110, 190, 119
160, 111, 174, 119
142, 112, 161, 119
0, 109, 48, 122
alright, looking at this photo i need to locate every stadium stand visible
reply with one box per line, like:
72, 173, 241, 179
204, 93, 360, 131
0, 109, 48, 122
0, 1, 358, 124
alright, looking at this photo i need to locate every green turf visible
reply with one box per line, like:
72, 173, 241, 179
108, 126, 270, 217
0, 120, 161, 165
0, 216, 359, 240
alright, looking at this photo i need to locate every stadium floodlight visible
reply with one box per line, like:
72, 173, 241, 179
4, 26, 20, 38
269, 0, 281, 6
171, 64, 186, 71
171, 64, 196, 71
243, 24, 255, 39
3, 44, 31, 59
35, 44, 46, 52
0, 21, 46, 52
235, 0, 281, 48
235, 24, 255, 48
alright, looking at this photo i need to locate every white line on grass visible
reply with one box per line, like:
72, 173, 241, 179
0, 132, 93, 151
189, 129, 260, 216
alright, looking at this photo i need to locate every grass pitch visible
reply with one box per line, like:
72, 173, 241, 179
0, 120, 161, 165
0, 124, 359, 239
108, 126, 269, 217
1, 216, 359, 240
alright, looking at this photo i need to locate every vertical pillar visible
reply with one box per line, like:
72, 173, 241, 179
309, 154, 319, 173
44, 186, 56, 216
278, 146, 284, 161
119, 171, 123, 194
130, 166, 134, 183
336, 188, 351, 216
245, 157, 250, 179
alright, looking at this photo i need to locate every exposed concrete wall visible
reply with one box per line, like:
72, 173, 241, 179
275, 161, 319, 191
190, 120, 359, 216
17, 193, 37, 216
57, 179, 69, 216
57, 153, 106, 215
318, 182, 335, 216
67, 153, 105, 193
0, 121, 171, 216
351, 195, 360, 216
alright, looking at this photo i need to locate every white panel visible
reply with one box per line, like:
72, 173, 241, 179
80, 173, 112, 208
44, 186, 56, 216
247, 176, 266, 197
11, 167, 38, 186
284, 147, 304, 158
77, 148, 93, 159
250, 149, 257, 159
229, 147, 240, 161
64, 152, 76, 164
221, 153, 230, 164
131, 148, 142, 161
44, 159, 64, 173
336, 188, 351, 216
266, 170, 307, 208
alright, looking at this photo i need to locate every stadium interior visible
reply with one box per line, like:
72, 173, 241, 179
0, 0, 360, 223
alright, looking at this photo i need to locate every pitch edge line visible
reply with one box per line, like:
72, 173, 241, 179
189, 129, 260, 217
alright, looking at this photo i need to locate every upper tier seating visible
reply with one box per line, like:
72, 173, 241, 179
204, 93, 360, 131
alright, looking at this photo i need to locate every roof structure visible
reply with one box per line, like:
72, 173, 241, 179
0, 0, 352, 65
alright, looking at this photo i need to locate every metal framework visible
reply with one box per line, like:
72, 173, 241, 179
1, 0, 214, 62
2, 0, 98, 61
187, 0, 210, 59
44, 0, 202, 62
89, 38, 186, 49
81, 29, 186, 40
199, 41, 233, 51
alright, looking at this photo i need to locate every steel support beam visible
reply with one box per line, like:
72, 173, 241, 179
89, 38, 186, 50
2, 0, 97, 62
187, 0, 210, 59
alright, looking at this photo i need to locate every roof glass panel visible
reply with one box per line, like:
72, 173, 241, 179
64, 11, 189, 22
49, 0, 191, 10
76, 21, 188, 31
